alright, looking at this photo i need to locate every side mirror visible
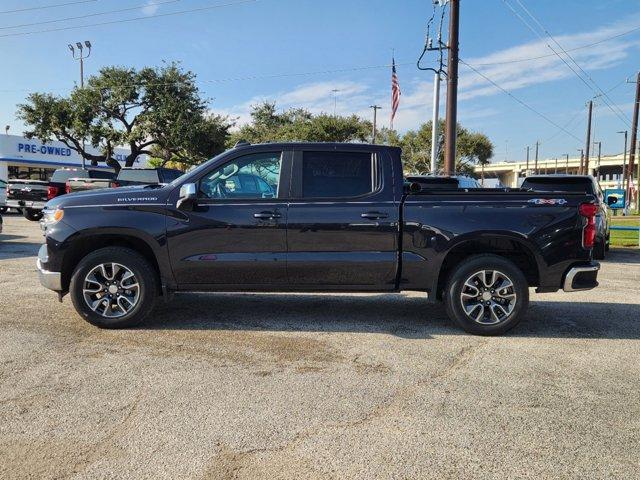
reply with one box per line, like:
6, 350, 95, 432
177, 183, 197, 210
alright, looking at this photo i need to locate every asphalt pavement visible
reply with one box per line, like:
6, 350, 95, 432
1, 213, 639, 479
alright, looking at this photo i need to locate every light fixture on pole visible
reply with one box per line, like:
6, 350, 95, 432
68, 40, 92, 88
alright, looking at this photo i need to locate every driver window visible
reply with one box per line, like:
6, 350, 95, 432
199, 152, 282, 200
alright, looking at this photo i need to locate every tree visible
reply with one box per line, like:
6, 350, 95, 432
398, 120, 493, 175
227, 102, 371, 146
17, 63, 232, 172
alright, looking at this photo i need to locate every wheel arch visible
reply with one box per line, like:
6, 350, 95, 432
61, 231, 167, 292
434, 233, 542, 301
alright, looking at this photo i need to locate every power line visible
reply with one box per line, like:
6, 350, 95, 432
501, 0, 631, 128
513, 0, 632, 127
0, 0, 98, 15
468, 24, 640, 67
460, 58, 582, 142
0, 0, 258, 39
0, 0, 183, 31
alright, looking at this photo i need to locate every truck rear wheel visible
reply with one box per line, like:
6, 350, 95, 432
23, 208, 43, 221
444, 254, 529, 336
69, 247, 158, 328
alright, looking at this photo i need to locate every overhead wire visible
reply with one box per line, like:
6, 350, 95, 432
0, 0, 258, 38
0, 0, 183, 31
0, 0, 99, 15
460, 58, 582, 143
513, 0, 631, 126
500, 0, 631, 128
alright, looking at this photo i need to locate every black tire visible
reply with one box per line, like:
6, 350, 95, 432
23, 208, 43, 221
444, 254, 529, 336
69, 247, 159, 328
593, 238, 606, 260
605, 234, 610, 252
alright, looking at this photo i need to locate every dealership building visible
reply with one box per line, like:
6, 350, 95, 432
0, 134, 147, 181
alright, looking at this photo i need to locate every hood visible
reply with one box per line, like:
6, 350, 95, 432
46, 184, 173, 209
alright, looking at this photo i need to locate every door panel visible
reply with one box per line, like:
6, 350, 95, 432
167, 150, 290, 286
286, 149, 399, 288
167, 202, 287, 285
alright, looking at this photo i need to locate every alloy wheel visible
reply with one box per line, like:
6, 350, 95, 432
459, 269, 517, 325
82, 263, 140, 318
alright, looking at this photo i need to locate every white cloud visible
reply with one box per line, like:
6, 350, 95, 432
214, 17, 640, 133
142, 0, 160, 16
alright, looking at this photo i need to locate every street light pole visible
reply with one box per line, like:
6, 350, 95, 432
618, 131, 628, 189
369, 105, 382, 144
68, 41, 92, 168
564, 154, 569, 174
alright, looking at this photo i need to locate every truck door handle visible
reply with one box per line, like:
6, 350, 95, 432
361, 211, 388, 220
253, 211, 281, 219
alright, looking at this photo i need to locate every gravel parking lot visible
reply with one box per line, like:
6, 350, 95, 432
1, 213, 639, 479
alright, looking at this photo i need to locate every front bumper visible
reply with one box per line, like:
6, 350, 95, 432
36, 244, 62, 291
7, 199, 46, 210
562, 262, 600, 292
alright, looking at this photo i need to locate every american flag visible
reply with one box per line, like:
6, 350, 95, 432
390, 57, 401, 129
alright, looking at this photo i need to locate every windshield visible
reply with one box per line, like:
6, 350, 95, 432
51, 170, 87, 183
117, 169, 159, 183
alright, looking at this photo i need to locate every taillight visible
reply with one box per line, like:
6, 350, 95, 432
65, 181, 71, 194
579, 203, 597, 249
47, 185, 59, 200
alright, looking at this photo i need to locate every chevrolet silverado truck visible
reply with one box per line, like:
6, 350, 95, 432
37, 142, 600, 335
7, 179, 48, 220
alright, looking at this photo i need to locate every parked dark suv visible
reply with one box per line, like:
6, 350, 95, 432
48, 168, 115, 200
521, 175, 610, 259
112, 167, 183, 187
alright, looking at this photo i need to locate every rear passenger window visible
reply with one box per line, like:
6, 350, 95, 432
302, 151, 374, 198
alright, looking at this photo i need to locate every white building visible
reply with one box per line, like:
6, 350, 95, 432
0, 134, 148, 181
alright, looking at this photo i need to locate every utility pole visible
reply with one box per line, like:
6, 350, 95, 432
555, 157, 558, 174
430, 72, 441, 174
618, 130, 628, 189
584, 100, 593, 175
534, 141, 539, 174
443, 0, 460, 176
627, 72, 640, 211
564, 154, 569, 174
525, 146, 530, 177
369, 105, 382, 144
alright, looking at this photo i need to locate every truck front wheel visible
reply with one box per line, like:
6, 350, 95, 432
444, 254, 529, 336
69, 247, 159, 328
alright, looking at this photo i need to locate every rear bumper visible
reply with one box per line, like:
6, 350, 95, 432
7, 199, 46, 210
562, 262, 600, 292
36, 244, 62, 291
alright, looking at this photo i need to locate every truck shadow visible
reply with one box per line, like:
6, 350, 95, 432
142, 293, 640, 340
0, 239, 40, 259
603, 248, 640, 264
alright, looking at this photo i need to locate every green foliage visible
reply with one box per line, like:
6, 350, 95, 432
399, 120, 494, 175
17, 63, 232, 172
227, 102, 372, 146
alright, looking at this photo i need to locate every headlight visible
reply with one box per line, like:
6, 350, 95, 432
42, 207, 64, 226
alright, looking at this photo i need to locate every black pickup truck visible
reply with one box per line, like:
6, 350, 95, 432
37, 142, 600, 335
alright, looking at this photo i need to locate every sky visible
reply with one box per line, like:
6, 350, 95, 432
0, 0, 639, 164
